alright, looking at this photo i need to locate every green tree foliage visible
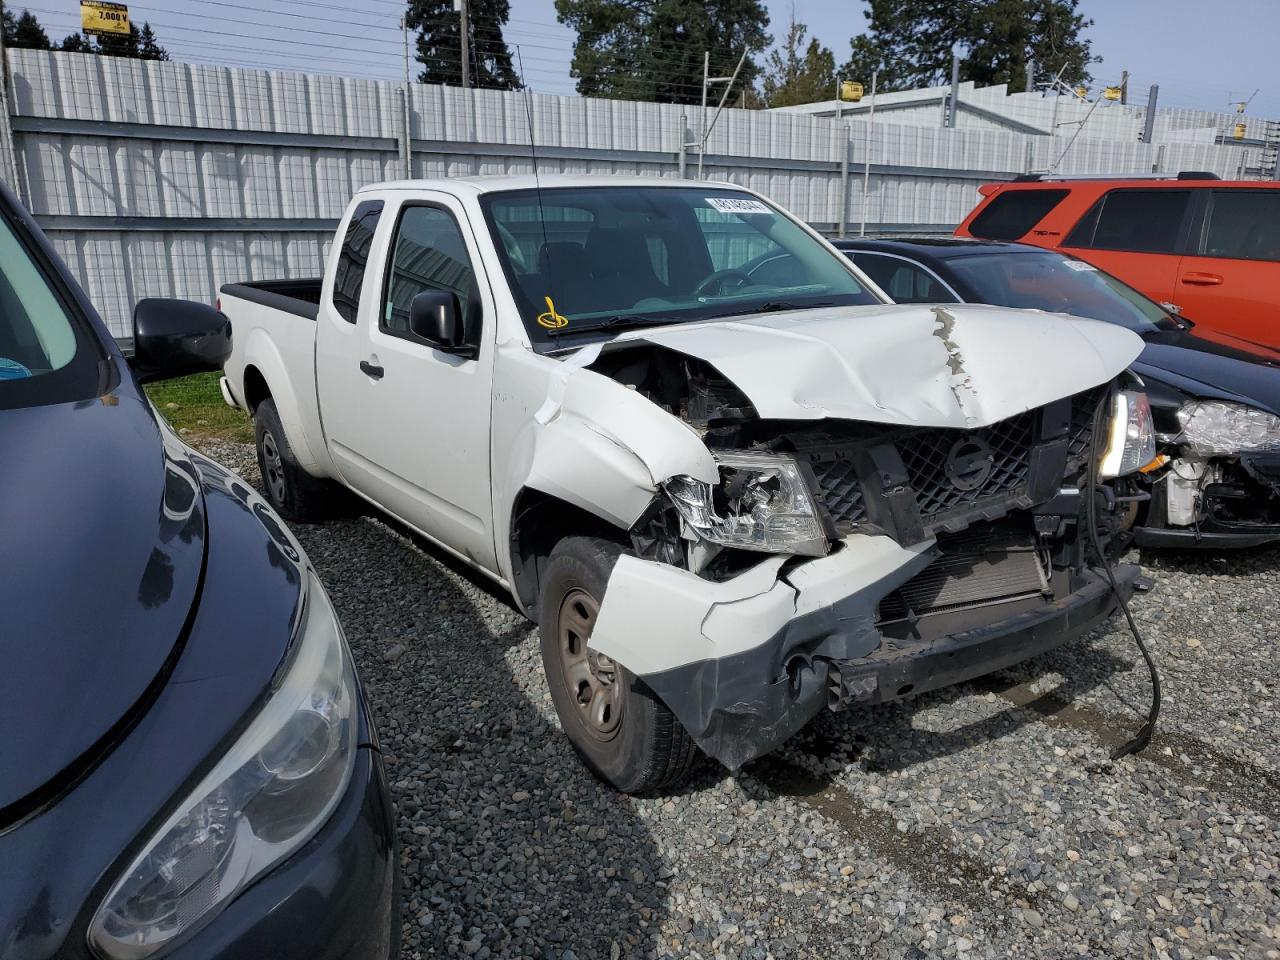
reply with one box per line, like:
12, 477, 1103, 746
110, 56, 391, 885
2, 2, 51, 49
840, 0, 1095, 93
406, 0, 521, 90
92, 22, 169, 59
759, 14, 835, 108
554, 0, 770, 105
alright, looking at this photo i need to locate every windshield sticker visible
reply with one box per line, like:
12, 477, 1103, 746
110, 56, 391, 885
1063, 259, 1097, 272
705, 197, 771, 215
536, 295, 569, 330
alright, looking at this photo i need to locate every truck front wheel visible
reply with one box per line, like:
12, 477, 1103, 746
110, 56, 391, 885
253, 398, 333, 522
538, 536, 700, 794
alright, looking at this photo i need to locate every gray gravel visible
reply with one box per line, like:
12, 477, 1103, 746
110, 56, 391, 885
201, 438, 1280, 960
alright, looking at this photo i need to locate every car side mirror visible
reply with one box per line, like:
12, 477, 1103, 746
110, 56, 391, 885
408, 289, 469, 354
131, 298, 232, 384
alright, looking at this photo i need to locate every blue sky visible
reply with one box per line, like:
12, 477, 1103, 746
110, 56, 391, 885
22, 0, 1280, 118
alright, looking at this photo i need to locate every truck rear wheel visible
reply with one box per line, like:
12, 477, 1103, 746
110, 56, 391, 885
538, 536, 700, 794
253, 398, 333, 522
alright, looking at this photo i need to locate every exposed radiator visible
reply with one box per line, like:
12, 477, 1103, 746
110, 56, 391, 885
878, 524, 1050, 624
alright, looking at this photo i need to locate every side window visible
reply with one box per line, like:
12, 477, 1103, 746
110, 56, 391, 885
382, 205, 478, 337
331, 200, 382, 323
1203, 190, 1280, 261
968, 189, 1069, 241
854, 254, 955, 304
1076, 190, 1191, 254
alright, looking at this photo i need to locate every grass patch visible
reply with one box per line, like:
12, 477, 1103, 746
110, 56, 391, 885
144, 371, 254, 443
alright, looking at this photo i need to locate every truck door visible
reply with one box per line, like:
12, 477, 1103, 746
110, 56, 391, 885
315, 193, 498, 572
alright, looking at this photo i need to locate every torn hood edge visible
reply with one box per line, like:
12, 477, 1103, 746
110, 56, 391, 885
607, 303, 1144, 430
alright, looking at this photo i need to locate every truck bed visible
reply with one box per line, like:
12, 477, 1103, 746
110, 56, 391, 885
220, 278, 322, 320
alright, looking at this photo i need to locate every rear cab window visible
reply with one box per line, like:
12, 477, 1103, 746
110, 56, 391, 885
1065, 189, 1192, 254
968, 189, 1069, 240
331, 199, 383, 323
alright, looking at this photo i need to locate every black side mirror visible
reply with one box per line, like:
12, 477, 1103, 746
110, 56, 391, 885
131, 298, 232, 384
408, 289, 468, 354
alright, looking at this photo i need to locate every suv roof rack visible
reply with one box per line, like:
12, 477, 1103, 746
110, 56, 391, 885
1011, 171, 1221, 183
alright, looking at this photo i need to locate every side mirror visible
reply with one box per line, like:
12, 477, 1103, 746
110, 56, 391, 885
131, 298, 232, 384
408, 289, 467, 353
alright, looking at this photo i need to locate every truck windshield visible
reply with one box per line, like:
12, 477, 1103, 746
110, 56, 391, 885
480, 186, 879, 344
946, 250, 1179, 334
0, 212, 102, 409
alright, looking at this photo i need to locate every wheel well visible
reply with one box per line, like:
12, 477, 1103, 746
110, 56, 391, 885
509, 490, 631, 613
242, 365, 271, 414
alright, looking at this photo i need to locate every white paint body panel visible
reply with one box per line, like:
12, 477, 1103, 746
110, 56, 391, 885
618, 303, 1143, 430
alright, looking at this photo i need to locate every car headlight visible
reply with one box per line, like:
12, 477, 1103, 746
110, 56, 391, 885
88, 569, 358, 959
1099, 389, 1157, 479
664, 451, 828, 557
1173, 400, 1280, 456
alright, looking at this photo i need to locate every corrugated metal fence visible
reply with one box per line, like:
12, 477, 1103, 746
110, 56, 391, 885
0, 50, 1250, 337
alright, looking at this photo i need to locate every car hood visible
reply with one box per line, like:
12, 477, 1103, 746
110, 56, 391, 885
1134, 327, 1280, 417
619, 303, 1143, 428
0, 390, 204, 823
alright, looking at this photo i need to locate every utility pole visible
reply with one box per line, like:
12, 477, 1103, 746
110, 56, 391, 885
1141, 83, 1159, 144
696, 49, 747, 180
401, 15, 413, 178
458, 0, 470, 89
860, 70, 877, 236
1026, 58, 1036, 94
1120, 70, 1129, 105
944, 47, 961, 128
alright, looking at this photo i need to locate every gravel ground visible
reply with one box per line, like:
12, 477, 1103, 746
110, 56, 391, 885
200, 438, 1279, 960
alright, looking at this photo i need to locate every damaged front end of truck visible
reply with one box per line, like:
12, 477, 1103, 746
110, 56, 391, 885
533, 303, 1153, 770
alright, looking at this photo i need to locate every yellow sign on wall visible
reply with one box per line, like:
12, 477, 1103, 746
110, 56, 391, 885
839, 80, 864, 102
81, 1, 130, 36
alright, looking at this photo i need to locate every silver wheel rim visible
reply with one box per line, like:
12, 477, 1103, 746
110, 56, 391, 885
557, 588, 623, 740
261, 428, 287, 505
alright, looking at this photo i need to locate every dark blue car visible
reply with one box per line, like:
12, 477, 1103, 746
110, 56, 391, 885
823, 237, 1280, 549
0, 181, 398, 959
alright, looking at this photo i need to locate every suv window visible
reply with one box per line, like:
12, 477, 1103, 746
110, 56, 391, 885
1069, 189, 1191, 254
1204, 190, 1280, 261
332, 199, 382, 323
852, 253, 956, 304
382, 205, 479, 338
968, 189, 1069, 240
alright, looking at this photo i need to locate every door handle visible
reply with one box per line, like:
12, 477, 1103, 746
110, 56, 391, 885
1180, 272, 1223, 286
359, 360, 384, 379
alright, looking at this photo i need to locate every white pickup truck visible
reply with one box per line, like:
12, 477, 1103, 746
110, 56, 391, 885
216, 175, 1154, 793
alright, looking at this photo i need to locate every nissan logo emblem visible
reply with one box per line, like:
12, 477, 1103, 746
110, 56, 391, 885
945, 437, 995, 491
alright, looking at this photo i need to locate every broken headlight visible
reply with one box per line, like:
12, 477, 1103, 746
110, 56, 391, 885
664, 452, 828, 557
1099, 389, 1157, 479
1173, 400, 1280, 456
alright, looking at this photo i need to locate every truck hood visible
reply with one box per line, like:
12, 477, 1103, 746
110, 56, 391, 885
618, 303, 1143, 428
0, 391, 204, 825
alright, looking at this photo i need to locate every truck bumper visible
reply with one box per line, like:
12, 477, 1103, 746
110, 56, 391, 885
589, 536, 1136, 770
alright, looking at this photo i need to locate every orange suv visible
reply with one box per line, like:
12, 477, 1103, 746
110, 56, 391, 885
955, 173, 1280, 350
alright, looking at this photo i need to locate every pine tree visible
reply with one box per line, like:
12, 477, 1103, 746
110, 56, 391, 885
1, 3, 53, 50
405, 0, 520, 90
840, 0, 1095, 93
137, 22, 168, 60
759, 15, 835, 108
554, 0, 771, 105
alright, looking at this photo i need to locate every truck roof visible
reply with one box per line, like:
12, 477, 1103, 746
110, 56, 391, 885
357, 174, 742, 196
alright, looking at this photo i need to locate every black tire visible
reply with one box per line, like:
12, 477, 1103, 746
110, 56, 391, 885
253, 397, 334, 522
538, 536, 700, 794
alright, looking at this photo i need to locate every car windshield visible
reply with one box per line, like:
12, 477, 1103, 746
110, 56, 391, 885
946, 250, 1178, 333
0, 211, 102, 409
480, 185, 879, 344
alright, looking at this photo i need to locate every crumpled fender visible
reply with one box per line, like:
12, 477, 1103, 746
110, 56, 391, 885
508, 357, 719, 530
589, 534, 937, 769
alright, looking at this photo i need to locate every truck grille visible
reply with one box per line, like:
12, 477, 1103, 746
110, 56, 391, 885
801, 388, 1106, 537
